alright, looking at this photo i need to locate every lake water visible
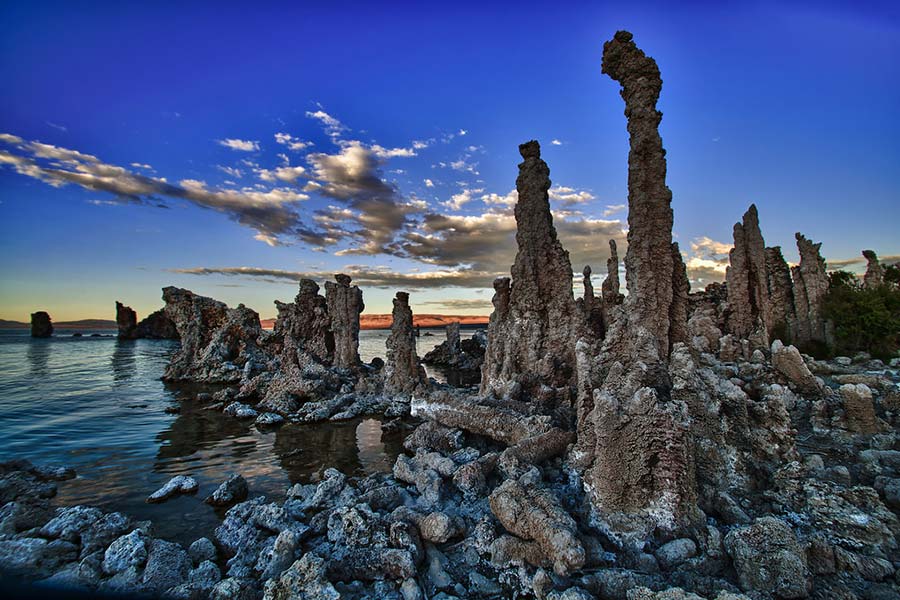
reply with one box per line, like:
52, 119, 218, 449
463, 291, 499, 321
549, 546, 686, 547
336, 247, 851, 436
0, 328, 479, 546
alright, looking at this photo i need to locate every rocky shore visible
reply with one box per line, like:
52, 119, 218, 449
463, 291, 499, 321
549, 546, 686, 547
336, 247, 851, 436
3, 30, 899, 600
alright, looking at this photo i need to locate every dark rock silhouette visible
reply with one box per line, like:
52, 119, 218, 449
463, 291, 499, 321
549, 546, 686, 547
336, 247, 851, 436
30, 311, 52, 338
116, 302, 138, 339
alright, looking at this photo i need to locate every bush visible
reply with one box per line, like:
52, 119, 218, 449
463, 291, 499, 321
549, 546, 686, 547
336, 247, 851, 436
822, 270, 900, 361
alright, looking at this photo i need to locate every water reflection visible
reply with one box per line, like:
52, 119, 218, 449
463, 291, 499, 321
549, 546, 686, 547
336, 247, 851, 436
26, 339, 50, 377
111, 340, 137, 383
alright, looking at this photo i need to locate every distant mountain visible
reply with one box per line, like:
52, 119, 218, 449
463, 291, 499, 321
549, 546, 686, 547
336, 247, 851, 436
0, 319, 28, 328
0, 319, 117, 329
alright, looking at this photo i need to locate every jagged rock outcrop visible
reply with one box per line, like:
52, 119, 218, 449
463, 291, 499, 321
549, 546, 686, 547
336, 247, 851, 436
670, 243, 690, 348
274, 279, 333, 364
792, 233, 831, 346
134, 309, 178, 339
116, 302, 178, 340
862, 250, 884, 288
600, 239, 623, 333
445, 322, 461, 365
725, 205, 769, 342
480, 141, 583, 404
115, 302, 138, 339
383, 292, 427, 395
161, 287, 266, 383
324, 274, 364, 370
422, 328, 486, 372
30, 312, 53, 338
579, 266, 604, 337
572, 31, 699, 540
764, 246, 796, 341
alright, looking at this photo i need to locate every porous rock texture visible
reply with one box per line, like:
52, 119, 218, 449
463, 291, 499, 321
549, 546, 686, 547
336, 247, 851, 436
274, 279, 333, 365
480, 141, 583, 405
115, 302, 137, 339
30, 311, 53, 338
116, 302, 178, 340
324, 274, 364, 370
862, 249, 884, 289
488, 477, 585, 576
578, 265, 604, 338
764, 245, 796, 341
792, 232, 832, 346
161, 287, 266, 383
383, 292, 427, 395
572, 30, 700, 540
725, 205, 770, 342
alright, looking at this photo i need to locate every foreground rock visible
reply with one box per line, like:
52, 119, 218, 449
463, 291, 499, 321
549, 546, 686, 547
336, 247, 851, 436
30, 311, 53, 338
146, 475, 199, 503
572, 30, 699, 539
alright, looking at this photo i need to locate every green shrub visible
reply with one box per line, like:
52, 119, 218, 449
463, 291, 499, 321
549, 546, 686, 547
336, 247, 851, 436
822, 270, 900, 361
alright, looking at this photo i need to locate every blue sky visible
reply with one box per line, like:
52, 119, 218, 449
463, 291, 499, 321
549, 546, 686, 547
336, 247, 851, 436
1, 0, 898, 321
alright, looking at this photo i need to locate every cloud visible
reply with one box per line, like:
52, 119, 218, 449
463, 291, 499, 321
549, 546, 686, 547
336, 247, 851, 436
441, 187, 484, 211
0, 133, 23, 145
274, 132, 313, 151
46, 121, 68, 133
172, 265, 499, 289
371, 144, 418, 159
602, 203, 625, 217
217, 165, 244, 178
306, 110, 346, 139
1, 135, 308, 245
683, 236, 732, 286
257, 165, 307, 183
551, 139, 562, 146
419, 298, 493, 311
218, 138, 260, 152
424, 178, 434, 188
548, 185, 594, 206
458, 129, 467, 136
305, 141, 418, 253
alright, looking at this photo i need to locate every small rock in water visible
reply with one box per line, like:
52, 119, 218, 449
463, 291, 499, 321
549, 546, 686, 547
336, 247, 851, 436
255, 412, 285, 426
146, 475, 199, 504
223, 402, 258, 419
205, 474, 249, 507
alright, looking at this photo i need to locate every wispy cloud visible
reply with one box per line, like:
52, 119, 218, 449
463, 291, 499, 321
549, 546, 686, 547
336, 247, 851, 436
274, 132, 313, 151
602, 203, 625, 217
1, 135, 307, 245
218, 138, 260, 152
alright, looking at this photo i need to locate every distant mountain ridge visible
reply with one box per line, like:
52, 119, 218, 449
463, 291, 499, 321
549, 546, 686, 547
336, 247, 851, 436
0, 319, 118, 329
2, 315, 489, 331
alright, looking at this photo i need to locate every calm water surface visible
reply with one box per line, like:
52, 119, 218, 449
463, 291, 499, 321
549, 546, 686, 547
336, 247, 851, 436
0, 328, 475, 545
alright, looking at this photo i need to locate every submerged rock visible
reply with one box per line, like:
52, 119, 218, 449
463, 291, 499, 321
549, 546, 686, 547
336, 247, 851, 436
205, 474, 249, 507
146, 475, 199, 504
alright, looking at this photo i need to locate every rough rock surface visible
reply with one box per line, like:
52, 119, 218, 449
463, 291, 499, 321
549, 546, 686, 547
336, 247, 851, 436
764, 245, 796, 341
862, 249, 884, 289
480, 141, 583, 403
792, 232, 831, 346
383, 292, 427, 395
134, 309, 178, 339
274, 279, 333, 364
725, 205, 770, 342
162, 287, 266, 383
115, 302, 138, 339
838, 383, 885, 434
573, 30, 698, 539
489, 478, 585, 576
324, 274, 364, 370
724, 517, 809, 598
30, 311, 53, 338
205, 474, 249, 507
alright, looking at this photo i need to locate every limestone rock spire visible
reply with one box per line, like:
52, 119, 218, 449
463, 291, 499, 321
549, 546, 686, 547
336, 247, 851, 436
480, 141, 583, 403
